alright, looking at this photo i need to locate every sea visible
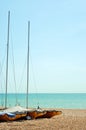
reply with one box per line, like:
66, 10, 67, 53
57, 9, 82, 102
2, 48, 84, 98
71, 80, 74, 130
0, 93, 86, 109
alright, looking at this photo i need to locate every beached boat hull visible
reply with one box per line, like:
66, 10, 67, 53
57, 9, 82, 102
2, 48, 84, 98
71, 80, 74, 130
37, 110, 62, 118
0, 113, 27, 121
0, 106, 28, 121
27, 110, 46, 119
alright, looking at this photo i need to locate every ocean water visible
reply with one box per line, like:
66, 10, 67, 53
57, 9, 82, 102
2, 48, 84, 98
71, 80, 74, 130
0, 93, 86, 109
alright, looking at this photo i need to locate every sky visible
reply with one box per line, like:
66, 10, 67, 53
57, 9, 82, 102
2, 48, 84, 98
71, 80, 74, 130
0, 0, 86, 93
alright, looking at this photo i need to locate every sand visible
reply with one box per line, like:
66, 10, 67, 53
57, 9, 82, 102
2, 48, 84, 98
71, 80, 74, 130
0, 109, 86, 130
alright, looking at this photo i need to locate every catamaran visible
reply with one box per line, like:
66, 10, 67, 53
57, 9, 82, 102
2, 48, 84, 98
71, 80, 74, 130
0, 11, 62, 121
0, 11, 47, 121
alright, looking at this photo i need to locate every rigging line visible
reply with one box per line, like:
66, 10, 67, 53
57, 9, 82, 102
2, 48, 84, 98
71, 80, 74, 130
0, 81, 4, 106
0, 46, 6, 94
0, 70, 5, 107
17, 58, 27, 107
0, 46, 6, 77
18, 58, 27, 91
10, 27, 18, 105
29, 50, 40, 107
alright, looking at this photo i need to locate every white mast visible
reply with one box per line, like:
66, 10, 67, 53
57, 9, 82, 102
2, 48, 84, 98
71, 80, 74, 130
5, 11, 10, 108
26, 21, 30, 108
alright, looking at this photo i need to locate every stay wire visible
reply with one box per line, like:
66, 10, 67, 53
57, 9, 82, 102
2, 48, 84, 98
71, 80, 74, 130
29, 50, 40, 108
18, 59, 27, 107
0, 55, 6, 106
10, 29, 18, 105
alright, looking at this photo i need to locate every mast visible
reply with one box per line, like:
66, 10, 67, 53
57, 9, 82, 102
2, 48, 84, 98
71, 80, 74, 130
26, 21, 30, 108
5, 11, 10, 108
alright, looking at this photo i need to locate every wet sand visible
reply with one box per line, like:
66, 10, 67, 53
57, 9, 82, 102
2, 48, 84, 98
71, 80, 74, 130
0, 109, 86, 130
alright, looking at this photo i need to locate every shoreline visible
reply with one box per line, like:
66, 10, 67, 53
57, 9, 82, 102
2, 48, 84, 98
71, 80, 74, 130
0, 108, 86, 130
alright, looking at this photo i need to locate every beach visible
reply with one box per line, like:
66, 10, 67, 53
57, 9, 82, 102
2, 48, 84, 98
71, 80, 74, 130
0, 109, 86, 130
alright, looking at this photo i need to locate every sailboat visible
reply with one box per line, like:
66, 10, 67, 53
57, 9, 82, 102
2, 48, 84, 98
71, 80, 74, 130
26, 21, 62, 119
0, 11, 29, 121
0, 11, 62, 121
0, 11, 47, 121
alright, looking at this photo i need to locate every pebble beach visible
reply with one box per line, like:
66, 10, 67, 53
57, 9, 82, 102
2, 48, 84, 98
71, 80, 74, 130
0, 109, 86, 130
